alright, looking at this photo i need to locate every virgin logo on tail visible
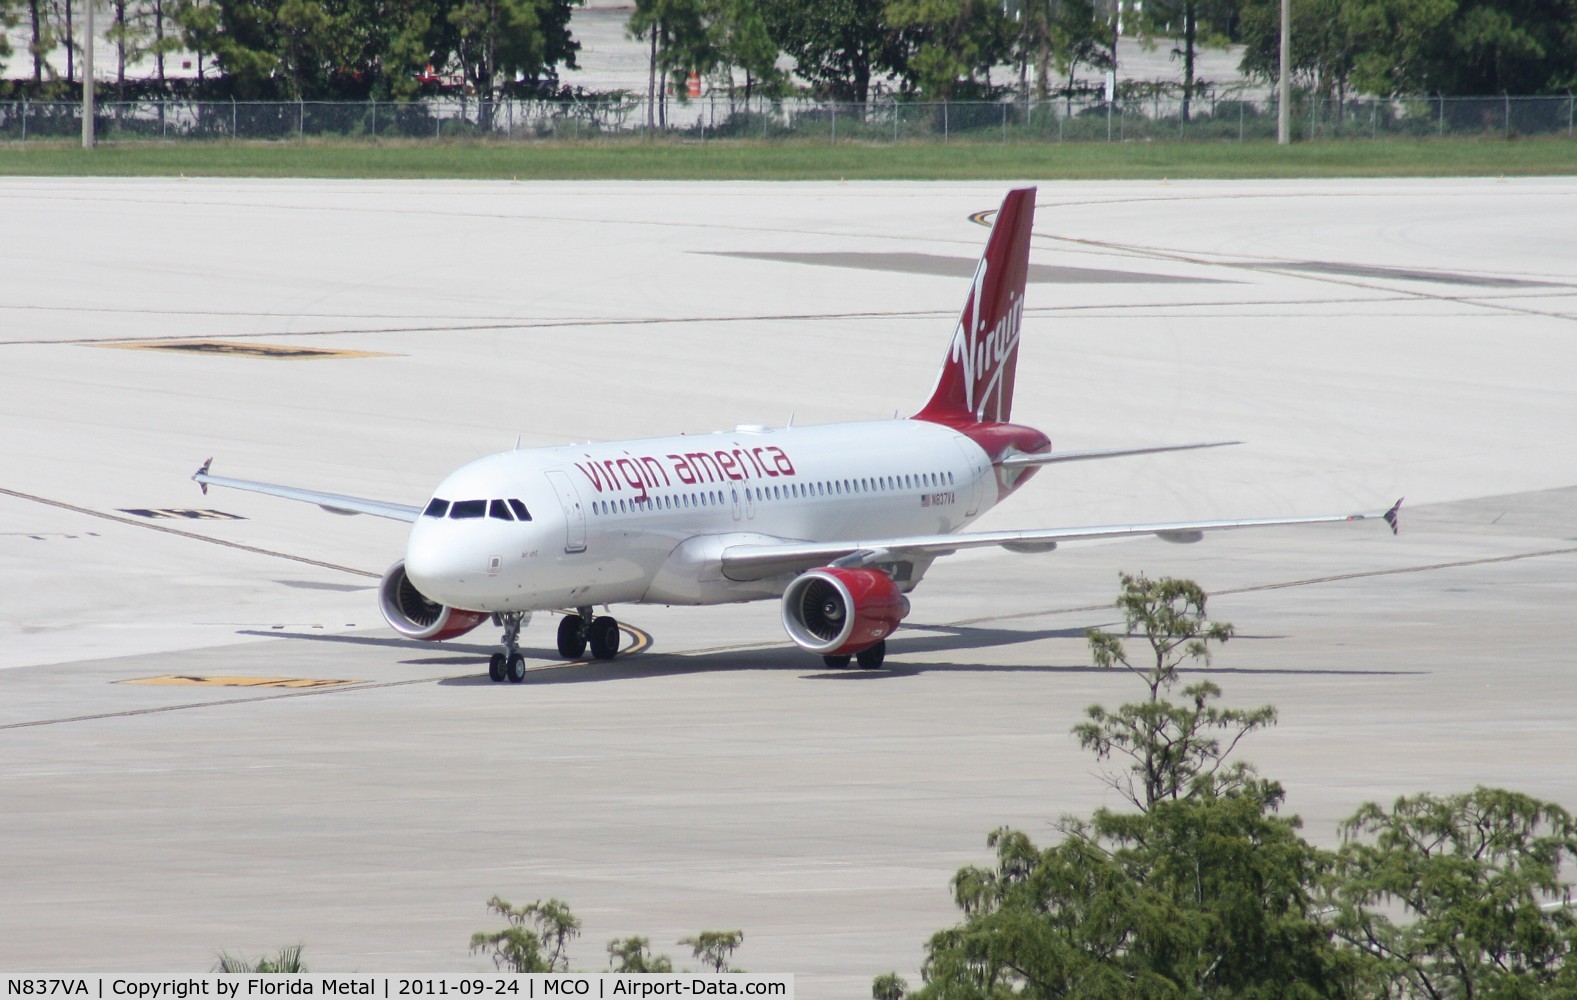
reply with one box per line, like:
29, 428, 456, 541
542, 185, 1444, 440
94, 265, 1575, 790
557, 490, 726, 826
914, 188, 1036, 427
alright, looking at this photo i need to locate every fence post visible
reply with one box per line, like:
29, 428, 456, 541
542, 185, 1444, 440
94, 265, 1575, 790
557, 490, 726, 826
1371, 100, 1377, 139
231, 97, 236, 138
1504, 91, 1510, 137
20, 99, 25, 142
1238, 100, 1244, 142
299, 99, 304, 139
1569, 92, 1574, 137
1001, 101, 1006, 142
830, 102, 836, 143
943, 100, 949, 140
1438, 94, 1444, 136
893, 102, 899, 142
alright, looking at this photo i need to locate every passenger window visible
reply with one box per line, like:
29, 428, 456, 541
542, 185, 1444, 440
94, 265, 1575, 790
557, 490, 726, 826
489, 499, 514, 520
423, 498, 450, 518
450, 499, 485, 519
508, 498, 532, 521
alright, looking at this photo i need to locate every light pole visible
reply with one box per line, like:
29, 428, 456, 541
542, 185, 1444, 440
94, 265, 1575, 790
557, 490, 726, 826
81, 0, 95, 148
1277, 0, 1289, 144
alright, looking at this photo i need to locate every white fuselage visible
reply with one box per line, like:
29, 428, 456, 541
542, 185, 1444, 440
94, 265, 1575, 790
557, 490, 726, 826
403, 420, 998, 613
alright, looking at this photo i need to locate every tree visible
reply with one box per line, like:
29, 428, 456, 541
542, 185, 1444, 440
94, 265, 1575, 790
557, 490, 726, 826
1079, 572, 1274, 813
213, 945, 306, 972
443, 0, 580, 109
760, 0, 906, 102
1040, 0, 1112, 100
1329, 787, 1577, 998
710, 0, 783, 106
1238, 0, 1357, 101
469, 896, 582, 973
916, 793, 1359, 998
1340, 0, 1577, 96
884, 0, 1010, 98
23, 0, 54, 85
105, 0, 138, 94
627, 0, 713, 127
1117, 0, 1241, 120
0, 0, 18, 78
680, 930, 744, 972
870, 972, 908, 999
171, 0, 222, 88
325, 0, 445, 100
607, 936, 674, 972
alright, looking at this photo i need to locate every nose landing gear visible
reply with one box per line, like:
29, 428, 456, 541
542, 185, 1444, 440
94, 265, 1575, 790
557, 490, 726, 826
488, 612, 529, 684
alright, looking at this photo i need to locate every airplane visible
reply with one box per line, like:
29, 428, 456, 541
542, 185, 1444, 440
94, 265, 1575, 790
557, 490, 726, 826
194, 186, 1401, 684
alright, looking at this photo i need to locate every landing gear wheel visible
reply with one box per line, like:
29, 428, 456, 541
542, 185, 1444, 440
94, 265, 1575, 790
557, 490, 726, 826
505, 653, 526, 684
856, 640, 887, 670
587, 616, 620, 660
557, 614, 588, 659
822, 654, 853, 668
488, 652, 506, 682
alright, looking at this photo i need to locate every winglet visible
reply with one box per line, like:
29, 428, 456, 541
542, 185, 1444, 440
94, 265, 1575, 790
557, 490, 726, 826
194, 457, 213, 495
1384, 497, 1403, 535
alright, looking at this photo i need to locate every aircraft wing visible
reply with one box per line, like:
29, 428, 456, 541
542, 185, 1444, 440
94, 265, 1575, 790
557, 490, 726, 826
192, 459, 422, 522
998, 440, 1240, 468
719, 500, 1402, 582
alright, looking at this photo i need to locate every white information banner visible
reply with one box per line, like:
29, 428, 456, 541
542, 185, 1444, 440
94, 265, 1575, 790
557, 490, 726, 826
3, 977, 793, 1000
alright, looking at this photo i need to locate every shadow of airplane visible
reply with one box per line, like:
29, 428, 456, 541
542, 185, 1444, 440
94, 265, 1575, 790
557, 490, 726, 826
239, 623, 1422, 688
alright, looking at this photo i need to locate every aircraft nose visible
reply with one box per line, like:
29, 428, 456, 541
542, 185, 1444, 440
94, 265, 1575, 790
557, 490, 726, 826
403, 520, 483, 599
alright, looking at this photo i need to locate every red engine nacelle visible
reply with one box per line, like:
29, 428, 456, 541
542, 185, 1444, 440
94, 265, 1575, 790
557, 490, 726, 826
781, 567, 909, 656
378, 560, 490, 641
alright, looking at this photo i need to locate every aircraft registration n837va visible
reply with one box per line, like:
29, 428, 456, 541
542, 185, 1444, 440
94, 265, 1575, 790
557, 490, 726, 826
195, 187, 1401, 683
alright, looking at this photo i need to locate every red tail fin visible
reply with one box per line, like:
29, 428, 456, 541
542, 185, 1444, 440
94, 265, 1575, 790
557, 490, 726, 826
913, 187, 1035, 426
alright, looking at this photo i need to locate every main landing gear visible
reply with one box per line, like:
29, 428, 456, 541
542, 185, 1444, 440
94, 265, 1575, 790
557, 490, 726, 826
488, 612, 529, 684
822, 640, 887, 670
557, 607, 621, 662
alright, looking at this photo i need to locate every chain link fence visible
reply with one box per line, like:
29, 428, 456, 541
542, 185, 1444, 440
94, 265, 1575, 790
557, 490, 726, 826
2, 93, 1574, 143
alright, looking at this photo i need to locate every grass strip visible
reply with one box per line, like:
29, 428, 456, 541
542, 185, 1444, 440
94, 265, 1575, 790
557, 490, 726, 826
2, 136, 1574, 180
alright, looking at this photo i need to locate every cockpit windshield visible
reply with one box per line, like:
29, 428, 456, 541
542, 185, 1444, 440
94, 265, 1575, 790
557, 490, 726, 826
423, 497, 532, 521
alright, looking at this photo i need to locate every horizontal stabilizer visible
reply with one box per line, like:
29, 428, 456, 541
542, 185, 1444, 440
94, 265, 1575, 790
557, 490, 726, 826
999, 440, 1241, 468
